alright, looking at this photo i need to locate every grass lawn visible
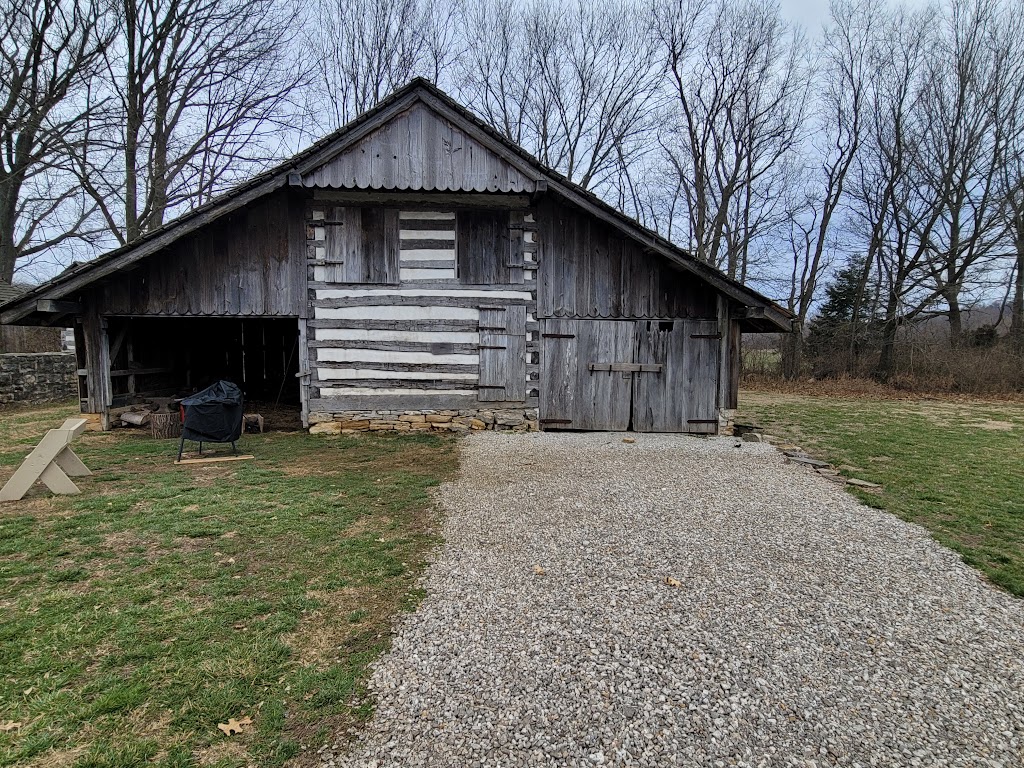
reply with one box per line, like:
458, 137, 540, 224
738, 390, 1024, 597
0, 403, 457, 768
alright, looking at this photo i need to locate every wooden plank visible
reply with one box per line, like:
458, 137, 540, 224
317, 378, 479, 390
310, 395, 538, 411
314, 305, 480, 321
36, 299, 82, 314
538, 318, 577, 429
457, 209, 514, 285
312, 189, 532, 209
684, 319, 721, 434
175, 454, 255, 465
297, 316, 311, 427
398, 260, 456, 270
0, 421, 91, 501
573, 320, 634, 431
307, 319, 480, 332
310, 339, 479, 354
477, 305, 526, 402
632, 319, 682, 433
313, 286, 532, 299
504, 305, 527, 401
314, 295, 534, 309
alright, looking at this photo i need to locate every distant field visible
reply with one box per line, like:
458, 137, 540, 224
738, 391, 1024, 596
0, 403, 456, 767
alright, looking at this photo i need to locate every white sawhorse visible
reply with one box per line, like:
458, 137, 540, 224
0, 418, 92, 502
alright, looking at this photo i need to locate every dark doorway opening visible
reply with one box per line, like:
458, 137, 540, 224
103, 316, 300, 415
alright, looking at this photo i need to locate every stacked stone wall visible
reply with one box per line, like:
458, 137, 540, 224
0, 353, 77, 406
308, 408, 539, 434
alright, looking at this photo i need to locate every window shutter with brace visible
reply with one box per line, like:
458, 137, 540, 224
478, 305, 527, 401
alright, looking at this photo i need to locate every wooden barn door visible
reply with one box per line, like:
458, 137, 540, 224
478, 305, 527, 401
540, 319, 633, 430
541, 318, 721, 433
632, 319, 721, 433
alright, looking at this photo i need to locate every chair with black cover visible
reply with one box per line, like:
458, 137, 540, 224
177, 380, 244, 461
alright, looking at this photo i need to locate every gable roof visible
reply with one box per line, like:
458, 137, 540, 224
0, 79, 792, 332
0, 282, 26, 304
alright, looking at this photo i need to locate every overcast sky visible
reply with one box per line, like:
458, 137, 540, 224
779, 0, 833, 30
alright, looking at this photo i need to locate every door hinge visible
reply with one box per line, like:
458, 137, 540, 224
541, 333, 575, 338
690, 333, 723, 339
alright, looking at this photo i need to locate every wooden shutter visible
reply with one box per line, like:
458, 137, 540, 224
457, 210, 521, 284
478, 305, 527, 402
323, 207, 399, 284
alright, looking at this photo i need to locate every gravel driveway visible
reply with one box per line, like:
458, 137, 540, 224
322, 433, 1024, 767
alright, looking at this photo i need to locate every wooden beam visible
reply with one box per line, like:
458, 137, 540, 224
175, 454, 254, 465
734, 306, 766, 320
311, 189, 532, 209
36, 299, 82, 314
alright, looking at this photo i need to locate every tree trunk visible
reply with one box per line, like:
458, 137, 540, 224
780, 327, 803, 380
1011, 247, 1024, 351
0, 144, 29, 283
945, 287, 964, 347
0, 189, 18, 283
847, 254, 875, 375
873, 292, 901, 381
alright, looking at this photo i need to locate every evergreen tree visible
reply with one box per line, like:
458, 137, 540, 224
806, 256, 884, 371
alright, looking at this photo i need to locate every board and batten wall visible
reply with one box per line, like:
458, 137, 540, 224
303, 201, 540, 432
536, 197, 737, 434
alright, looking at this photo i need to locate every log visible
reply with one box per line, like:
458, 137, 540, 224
151, 411, 182, 439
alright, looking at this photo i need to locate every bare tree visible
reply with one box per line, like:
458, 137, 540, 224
654, 0, 810, 280
912, 0, 1023, 345
306, 0, 459, 132
994, 4, 1024, 350
848, 1, 945, 380
74, 0, 304, 246
455, 0, 663, 192
779, 0, 873, 378
0, 0, 113, 283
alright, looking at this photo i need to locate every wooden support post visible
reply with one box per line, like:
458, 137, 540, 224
82, 303, 112, 426
0, 419, 93, 501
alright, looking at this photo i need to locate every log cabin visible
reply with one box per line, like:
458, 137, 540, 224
0, 80, 792, 434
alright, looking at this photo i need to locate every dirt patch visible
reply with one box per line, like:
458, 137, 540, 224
967, 420, 1014, 431
23, 745, 87, 768
283, 587, 383, 669
196, 739, 252, 767
103, 529, 159, 556
188, 466, 245, 487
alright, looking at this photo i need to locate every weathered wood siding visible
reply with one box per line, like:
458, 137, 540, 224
97, 191, 304, 317
539, 318, 721, 433
307, 202, 538, 412
303, 103, 537, 194
538, 198, 717, 320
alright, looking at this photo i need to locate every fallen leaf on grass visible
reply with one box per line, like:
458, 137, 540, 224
533, 565, 547, 575
664, 576, 682, 588
0, 721, 22, 732
217, 716, 252, 736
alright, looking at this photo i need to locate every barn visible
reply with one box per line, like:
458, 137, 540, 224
0, 80, 791, 434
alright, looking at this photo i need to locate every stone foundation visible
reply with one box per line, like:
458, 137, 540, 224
0, 353, 77, 407
718, 408, 736, 436
308, 408, 539, 435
